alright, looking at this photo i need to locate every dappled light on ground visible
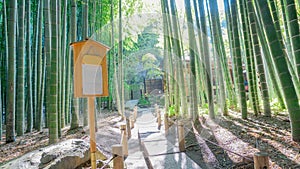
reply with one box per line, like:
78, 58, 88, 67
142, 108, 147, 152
188, 110, 300, 168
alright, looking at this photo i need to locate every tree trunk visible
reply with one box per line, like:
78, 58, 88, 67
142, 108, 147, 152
231, 0, 248, 119
184, 0, 199, 119
49, 0, 58, 144
169, 0, 188, 117
16, 0, 25, 136
224, 0, 238, 109
239, 0, 259, 115
61, 0, 68, 128
35, 0, 44, 131
284, 0, 300, 81
82, 0, 89, 126
70, 0, 79, 130
208, 0, 228, 116
25, 0, 33, 133
254, 0, 300, 141
246, 0, 271, 117
6, 0, 17, 143
199, 0, 215, 119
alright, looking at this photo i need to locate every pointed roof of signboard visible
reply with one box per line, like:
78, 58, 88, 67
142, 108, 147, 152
70, 38, 110, 50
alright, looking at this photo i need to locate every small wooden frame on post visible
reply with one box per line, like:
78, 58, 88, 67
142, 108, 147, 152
178, 121, 185, 152
254, 152, 269, 169
70, 39, 109, 169
112, 144, 124, 169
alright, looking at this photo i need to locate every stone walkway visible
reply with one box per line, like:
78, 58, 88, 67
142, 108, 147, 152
125, 108, 201, 169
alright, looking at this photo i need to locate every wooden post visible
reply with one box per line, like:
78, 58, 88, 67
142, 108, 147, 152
126, 118, 131, 139
178, 121, 185, 152
157, 109, 161, 130
155, 104, 159, 116
120, 124, 128, 157
164, 113, 169, 135
130, 116, 134, 129
133, 106, 137, 121
112, 144, 124, 169
254, 152, 269, 169
88, 97, 97, 169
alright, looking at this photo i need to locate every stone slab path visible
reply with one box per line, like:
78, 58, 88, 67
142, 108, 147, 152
125, 108, 201, 169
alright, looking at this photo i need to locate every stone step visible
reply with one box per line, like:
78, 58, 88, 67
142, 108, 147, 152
125, 151, 147, 169
148, 152, 202, 169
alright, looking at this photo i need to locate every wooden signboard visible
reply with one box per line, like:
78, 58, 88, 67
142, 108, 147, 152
71, 39, 109, 98
70, 39, 110, 169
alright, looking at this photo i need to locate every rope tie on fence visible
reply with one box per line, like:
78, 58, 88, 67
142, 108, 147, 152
99, 155, 117, 169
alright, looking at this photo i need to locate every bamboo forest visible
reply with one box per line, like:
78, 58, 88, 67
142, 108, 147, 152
0, 0, 300, 168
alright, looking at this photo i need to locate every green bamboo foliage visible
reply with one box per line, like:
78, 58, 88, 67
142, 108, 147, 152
112, 0, 122, 118
35, 0, 44, 131
61, 0, 68, 128
164, 0, 176, 111
251, 1, 286, 110
25, 0, 33, 133
254, 0, 300, 141
239, 0, 259, 115
57, 0, 62, 138
199, 0, 215, 119
169, 0, 188, 117
16, 0, 25, 136
49, 0, 58, 144
121, 0, 126, 118
230, 0, 247, 119
257, 30, 286, 110
285, 0, 300, 81
161, 0, 170, 117
223, 0, 238, 109
279, 0, 293, 65
6, 0, 17, 143
0, 67, 2, 140
32, 0, 40, 127
82, 0, 89, 126
118, 0, 125, 118
193, 0, 206, 108
111, 0, 119, 113
70, 0, 79, 130
1, 1, 5, 121
162, 0, 175, 111
208, 0, 228, 115
268, 0, 300, 99
44, 0, 52, 132
0, 3, 5, 139
184, 0, 199, 119
246, 0, 271, 117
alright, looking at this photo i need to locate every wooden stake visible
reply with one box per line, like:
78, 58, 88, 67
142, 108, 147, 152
126, 118, 131, 139
254, 152, 269, 169
164, 113, 169, 135
178, 121, 185, 152
112, 144, 124, 169
88, 97, 97, 169
157, 110, 161, 130
130, 117, 134, 129
134, 106, 137, 121
120, 124, 128, 157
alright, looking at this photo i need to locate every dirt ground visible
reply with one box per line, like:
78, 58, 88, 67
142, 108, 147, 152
186, 111, 300, 169
1, 109, 300, 169
0, 110, 121, 166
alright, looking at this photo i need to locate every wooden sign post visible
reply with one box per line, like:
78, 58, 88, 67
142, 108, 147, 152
71, 39, 109, 169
